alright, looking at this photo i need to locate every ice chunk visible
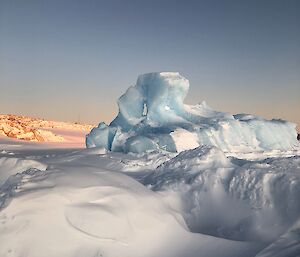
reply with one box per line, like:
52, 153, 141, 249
124, 136, 158, 154
110, 72, 190, 129
86, 122, 116, 149
171, 128, 199, 152
86, 72, 300, 153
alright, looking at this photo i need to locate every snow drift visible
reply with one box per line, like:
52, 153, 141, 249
86, 72, 299, 153
1, 137, 300, 256
144, 146, 300, 243
0, 150, 262, 257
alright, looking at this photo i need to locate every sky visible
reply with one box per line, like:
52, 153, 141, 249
0, 0, 299, 130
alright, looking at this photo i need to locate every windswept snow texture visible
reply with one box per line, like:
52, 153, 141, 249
1, 144, 269, 257
145, 146, 300, 244
86, 72, 299, 153
0, 141, 300, 257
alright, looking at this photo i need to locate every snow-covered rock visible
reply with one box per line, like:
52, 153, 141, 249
0, 114, 94, 147
86, 72, 299, 153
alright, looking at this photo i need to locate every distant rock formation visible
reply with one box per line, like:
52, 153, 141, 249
0, 114, 93, 142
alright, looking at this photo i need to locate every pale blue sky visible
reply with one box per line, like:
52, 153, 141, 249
0, 0, 299, 130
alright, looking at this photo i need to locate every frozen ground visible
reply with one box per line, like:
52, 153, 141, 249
0, 136, 300, 257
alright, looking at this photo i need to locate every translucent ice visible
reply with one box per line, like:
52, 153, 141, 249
86, 72, 299, 153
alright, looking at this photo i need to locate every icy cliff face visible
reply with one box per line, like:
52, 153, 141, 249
86, 72, 299, 153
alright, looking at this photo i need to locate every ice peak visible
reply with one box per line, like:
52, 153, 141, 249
136, 71, 189, 90
110, 71, 190, 129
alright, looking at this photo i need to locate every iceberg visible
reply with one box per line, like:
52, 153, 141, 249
86, 72, 299, 153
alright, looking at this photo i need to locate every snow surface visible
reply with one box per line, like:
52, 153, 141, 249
86, 72, 299, 153
1, 135, 300, 256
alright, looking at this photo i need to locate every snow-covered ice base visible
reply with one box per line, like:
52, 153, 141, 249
86, 72, 299, 153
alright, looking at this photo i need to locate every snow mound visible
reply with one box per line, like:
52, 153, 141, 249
144, 146, 300, 243
1, 141, 298, 256
86, 72, 299, 153
0, 156, 47, 186
0, 168, 49, 209
157, 146, 230, 171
